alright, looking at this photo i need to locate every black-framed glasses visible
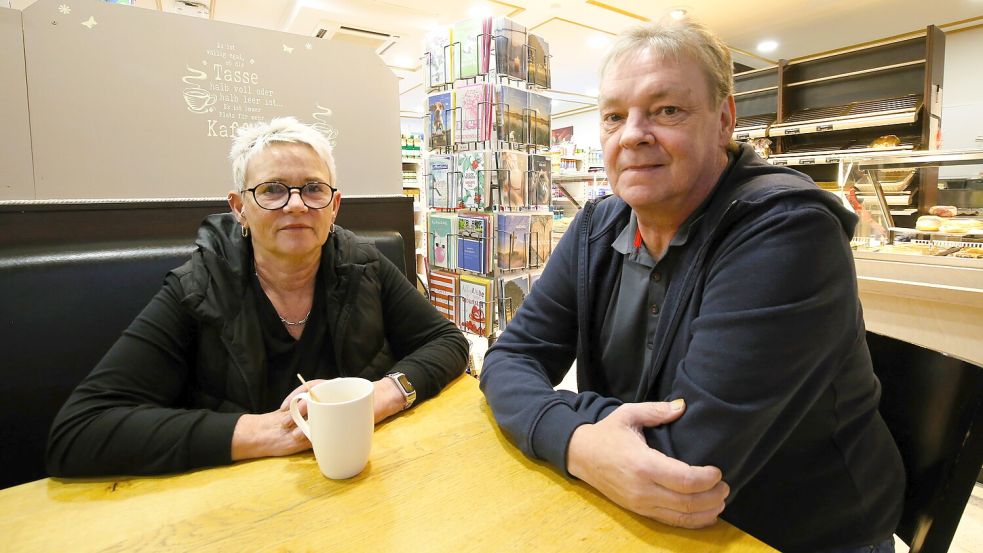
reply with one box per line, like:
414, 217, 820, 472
245, 181, 336, 210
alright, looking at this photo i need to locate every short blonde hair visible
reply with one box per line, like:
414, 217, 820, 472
600, 16, 734, 108
229, 116, 337, 193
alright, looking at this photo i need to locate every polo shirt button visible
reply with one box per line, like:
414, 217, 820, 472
650, 304, 660, 315
646, 340, 654, 349
651, 271, 662, 282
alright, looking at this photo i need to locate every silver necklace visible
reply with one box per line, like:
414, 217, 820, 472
279, 310, 312, 326
255, 271, 312, 326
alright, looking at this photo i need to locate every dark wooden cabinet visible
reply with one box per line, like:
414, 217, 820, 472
733, 26, 946, 222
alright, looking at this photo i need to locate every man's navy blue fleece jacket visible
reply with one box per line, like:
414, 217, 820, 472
480, 144, 904, 552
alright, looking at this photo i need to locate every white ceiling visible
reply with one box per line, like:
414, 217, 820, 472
11, 0, 983, 117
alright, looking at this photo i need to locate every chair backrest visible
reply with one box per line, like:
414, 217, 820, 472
867, 331, 983, 553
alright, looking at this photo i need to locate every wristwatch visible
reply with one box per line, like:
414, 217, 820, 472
386, 372, 417, 410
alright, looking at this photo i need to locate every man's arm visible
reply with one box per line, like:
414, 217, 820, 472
481, 211, 594, 467
481, 209, 727, 527
46, 274, 242, 477
647, 200, 863, 502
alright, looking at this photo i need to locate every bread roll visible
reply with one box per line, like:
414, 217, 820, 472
928, 205, 958, 217
915, 215, 941, 232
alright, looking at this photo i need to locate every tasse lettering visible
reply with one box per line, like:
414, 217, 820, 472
212, 64, 259, 85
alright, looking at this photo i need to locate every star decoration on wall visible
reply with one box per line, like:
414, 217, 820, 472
305, 43, 312, 50
58, 4, 71, 15
282, 44, 294, 54
249, 59, 255, 64
81, 16, 97, 29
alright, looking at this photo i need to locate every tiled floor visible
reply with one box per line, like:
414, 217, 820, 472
555, 368, 983, 553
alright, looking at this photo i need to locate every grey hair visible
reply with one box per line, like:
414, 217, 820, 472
600, 16, 734, 108
229, 116, 337, 193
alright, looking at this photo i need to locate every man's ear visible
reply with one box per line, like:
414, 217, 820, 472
719, 95, 737, 146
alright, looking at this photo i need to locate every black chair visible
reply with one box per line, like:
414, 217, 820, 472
868, 331, 983, 553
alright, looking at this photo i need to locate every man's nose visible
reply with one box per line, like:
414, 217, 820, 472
619, 113, 655, 149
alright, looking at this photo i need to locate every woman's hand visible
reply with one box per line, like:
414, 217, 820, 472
373, 377, 407, 423
279, 377, 408, 426
231, 409, 311, 461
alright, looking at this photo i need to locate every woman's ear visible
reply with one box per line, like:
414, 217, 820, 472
228, 192, 245, 223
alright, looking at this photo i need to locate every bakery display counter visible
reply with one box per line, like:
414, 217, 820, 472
853, 251, 983, 365
843, 149, 983, 364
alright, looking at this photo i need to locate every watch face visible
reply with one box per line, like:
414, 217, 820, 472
395, 373, 415, 393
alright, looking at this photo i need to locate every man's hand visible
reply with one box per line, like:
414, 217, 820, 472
231, 409, 310, 461
566, 399, 730, 528
279, 378, 406, 425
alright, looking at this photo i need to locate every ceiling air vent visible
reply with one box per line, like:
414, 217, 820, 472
164, 0, 209, 19
313, 22, 399, 54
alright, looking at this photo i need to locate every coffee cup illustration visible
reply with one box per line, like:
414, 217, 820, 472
182, 65, 216, 113
311, 103, 338, 145
184, 87, 216, 112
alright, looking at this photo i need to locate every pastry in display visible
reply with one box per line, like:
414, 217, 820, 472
915, 215, 941, 232
953, 247, 983, 259
928, 205, 958, 217
939, 219, 973, 234
869, 134, 901, 149
748, 137, 772, 158
876, 243, 934, 256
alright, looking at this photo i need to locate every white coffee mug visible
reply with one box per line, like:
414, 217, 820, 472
289, 377, 374, 479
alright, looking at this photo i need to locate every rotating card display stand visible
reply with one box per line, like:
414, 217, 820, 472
420, 16, 555, 376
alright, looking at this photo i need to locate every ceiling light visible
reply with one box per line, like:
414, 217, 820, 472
587, 34, 610, 49
393, 55, 414, 68
757, 40, 778, 53
585, 87, 599, 98
669, 9, 686, 20
468, 3, 492, 18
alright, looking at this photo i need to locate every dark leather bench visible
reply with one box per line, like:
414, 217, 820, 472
0, 198, 411, 489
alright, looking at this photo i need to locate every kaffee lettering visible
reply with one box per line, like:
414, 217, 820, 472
212, 65, 259, 84
207, 120, 241, 138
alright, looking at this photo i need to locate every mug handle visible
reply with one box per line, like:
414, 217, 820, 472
289, 392, 312, 440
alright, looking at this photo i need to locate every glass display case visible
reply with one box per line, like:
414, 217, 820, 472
840, 148, 983, 261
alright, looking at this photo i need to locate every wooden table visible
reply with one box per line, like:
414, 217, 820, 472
0, 377, 773, 552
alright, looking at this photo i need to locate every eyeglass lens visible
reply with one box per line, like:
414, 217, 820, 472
252, 182, 333, 209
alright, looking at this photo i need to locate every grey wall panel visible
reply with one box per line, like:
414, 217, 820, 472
22, 0, 400, 200
0, 8, 35, 200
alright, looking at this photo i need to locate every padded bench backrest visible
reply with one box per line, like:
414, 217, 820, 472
0, 231, 404, 489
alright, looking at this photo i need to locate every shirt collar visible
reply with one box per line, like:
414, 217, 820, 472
610, 150, 736, 259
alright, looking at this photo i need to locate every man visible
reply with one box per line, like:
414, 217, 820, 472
480, 18, 904, 553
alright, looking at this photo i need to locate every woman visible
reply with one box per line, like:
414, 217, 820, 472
46, 117, 468, 476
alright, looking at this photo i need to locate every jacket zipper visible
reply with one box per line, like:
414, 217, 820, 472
633, 200, 742, 400
333, 265, 366, 375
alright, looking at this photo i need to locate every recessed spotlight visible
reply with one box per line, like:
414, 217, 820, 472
669, 9, 686, 20
587, 34, 610, 49
757, 40, 778, 53
585, 87, 599, 97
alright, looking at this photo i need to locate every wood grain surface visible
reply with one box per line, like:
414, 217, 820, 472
0, 377, 773, 552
